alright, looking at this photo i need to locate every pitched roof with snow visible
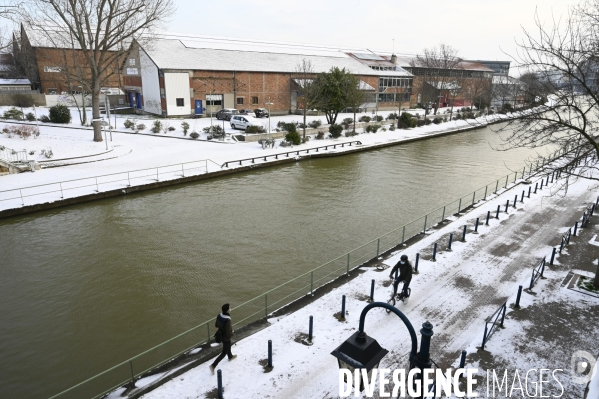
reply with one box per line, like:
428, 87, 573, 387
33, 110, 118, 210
0, 79, 31, 85
140, 37, 412, 77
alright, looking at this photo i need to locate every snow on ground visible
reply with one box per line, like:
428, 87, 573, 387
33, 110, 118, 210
0, 107, 508, 212
136, 165, 599, 399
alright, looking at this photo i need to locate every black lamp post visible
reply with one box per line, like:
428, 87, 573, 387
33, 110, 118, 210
331, 302, 434, 397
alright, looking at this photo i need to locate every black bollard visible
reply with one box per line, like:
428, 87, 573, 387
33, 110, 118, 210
574, 221, 579, 236
540, 179, 544, 189
592, 204, 596, 216
534, 182, 538, 193
521, 190, 525, 202
369, 279, 375, 301
308, 316, 313, 342
459, 350, 467, 369
448, 233, 453, 251
217, 370, 223, 399
474, 218, 479, 233
546, 175, 550, 185
514, 195, 517, 208
505, 200, 509, 213
415, 253, 420, 273
515, 285, 523, 308
432, 243, 437, 261
268, 340, 273, 368
528, 186, 531, 198
496, 205, 500, 219
550, 247, 557, 265
341, 295, 346, 320
486, 211, 490, 226
462, 225, 467, 242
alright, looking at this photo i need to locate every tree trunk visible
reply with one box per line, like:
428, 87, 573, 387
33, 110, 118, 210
353, 109, 357, 132
303, 107, 307, 140
92, 83, 103, 142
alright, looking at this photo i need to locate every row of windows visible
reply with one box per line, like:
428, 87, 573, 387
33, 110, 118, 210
369, 66, 397, 71
236, 96, 259, 105
407, 68, 491, 78
364, 93, 412, 103
378, 77, 412, 88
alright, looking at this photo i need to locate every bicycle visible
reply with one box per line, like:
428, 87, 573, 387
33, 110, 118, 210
386, 288, 411, 312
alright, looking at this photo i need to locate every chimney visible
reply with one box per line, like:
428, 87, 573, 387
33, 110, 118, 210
390, 54, 397, 65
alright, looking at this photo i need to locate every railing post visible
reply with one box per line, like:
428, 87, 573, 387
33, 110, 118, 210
495, 179, 499, 193
156, 168, 159, 182
541, 258, 545, 277
528, 186, 531, 198
462, 225, 467, 242
181, 163, 185, 177
447, 233, 453, 251
265, 294, 268, 317
414, 253, 420, 273
505, 175, 508, 188
474, 218, 479, 233
341, 295, 346, 319
376, 238, 380, 256
217, 369, 223, 399
369, 279, 375, 301
567, 228, 572, 244
514, 171, 517, 183
550, 247, 557, 265
442, 206, 446, 221
574, 221, 578, 236
60, 183, 64, 198
496, 205, 500, 219
521, 190, 524, 202
540, 179, 544, 189
515, 285, 523, 308
484, 186, 488, 200
268, 340, 273, 368
486, 211, 490, 226
500, 304, 506, 327
127, 171, 131, 187
423, 214, 428, 233
310, 272, 314, 296
458, 198, 462, 213
482, 324, 488, 350
346, 253, 350, 276
129, 360, 135, 383
505, 200, 509, 213
560, 237, 565, 254
530, 269, 535, 289
513, 195, 517, 208
472, 191, 476, 205
308, 316, 313, 342
432, 243, 437, 261
95, 177, 99, 192
401, 226, 405, 244
522, 167, 526, 180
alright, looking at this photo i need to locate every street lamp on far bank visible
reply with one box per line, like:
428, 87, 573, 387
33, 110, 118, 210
266, 98, 273, 140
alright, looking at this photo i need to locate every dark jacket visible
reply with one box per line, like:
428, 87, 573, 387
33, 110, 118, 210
389, 260, 413, 283
215, 313, 233, 342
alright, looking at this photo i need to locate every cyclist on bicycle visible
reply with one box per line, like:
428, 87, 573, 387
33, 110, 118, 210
389, 254, 413, 298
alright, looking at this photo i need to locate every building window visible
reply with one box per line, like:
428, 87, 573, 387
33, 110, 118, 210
43, 66, 61, 73
176, 98, 184, 106
48, 88, 58, 94
237, 97, 244, 105
251, 96, 259, 105
129, 58, 136, 66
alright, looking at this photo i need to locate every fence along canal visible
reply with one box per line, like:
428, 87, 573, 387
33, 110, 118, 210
46, 146, 567, 399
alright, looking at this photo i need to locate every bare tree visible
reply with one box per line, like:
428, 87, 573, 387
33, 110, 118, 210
294, 59, 321, 140
413, 44, 462, 116
20, 0, 174, 142
496, 0, 599, 188
343, 74, 365, 133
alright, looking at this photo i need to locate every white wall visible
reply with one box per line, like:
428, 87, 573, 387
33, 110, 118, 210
164, 72, 191, 116
140, 49, 162, 115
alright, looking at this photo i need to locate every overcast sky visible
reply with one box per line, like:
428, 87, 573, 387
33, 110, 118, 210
166, 0, 579, 67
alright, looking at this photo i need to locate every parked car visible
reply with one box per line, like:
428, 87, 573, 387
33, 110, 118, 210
254, 108, 269, 118
230, 115, 263, 131
239, 109, 256, 117
216, 108, 239, 121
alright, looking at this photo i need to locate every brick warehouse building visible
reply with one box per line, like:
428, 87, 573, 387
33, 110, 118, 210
122, 35, 414, 117
14, 24, 120, 94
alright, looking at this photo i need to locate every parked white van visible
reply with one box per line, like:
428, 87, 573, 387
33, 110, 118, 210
230, 115, 262, 131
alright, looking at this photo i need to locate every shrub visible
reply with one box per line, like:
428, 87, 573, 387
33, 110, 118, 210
38, 115, 50, 123
453, 114, 463, 120
397, 112, 417, 129
136, 123, 146, 131
389, 124, 396, 131
49, 105, 71, 123
3, 107, 23, 120
359, 115, 371, 123
386, 113, 398, 120
202, 125, 224, 138
281, 122, 297, 133
25, 112, 36, 122
285, 130, 301, 145
302, 136, 310, 143
297, 123, 307, 129
181, 121, 190, 135
151, 120, 162, 133
11, 93, 35, 108
374, 115, 384, 122
315, 131, 325, 140
168, 126, 175, 131
424, 118, 432, 125
433, 117, 443, 124
190, 132, 199, 139
328, 123, 343, 138
1, 125, 40, 139
308, 120, 322, 129
366, 124, 381, 133
416, 120, 426, 127
245, 125, 266, 133
341, 117, 354, 130
123, 119, 135, 129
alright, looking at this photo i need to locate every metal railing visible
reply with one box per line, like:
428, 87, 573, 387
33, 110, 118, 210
559, 228, 572, 254
46, 148, 567, 398
222, 141, 363, 167
0, 146, 27, 163
529, 257, 546, 289
481, 301, 507, 350
0, 159, 221, 210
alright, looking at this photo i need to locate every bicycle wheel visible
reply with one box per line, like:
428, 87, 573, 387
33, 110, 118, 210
386, 296, 396, 313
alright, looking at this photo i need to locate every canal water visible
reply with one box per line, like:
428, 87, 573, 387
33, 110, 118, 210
0, 125, 553, 398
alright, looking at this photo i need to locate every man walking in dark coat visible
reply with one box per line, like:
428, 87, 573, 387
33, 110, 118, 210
209, 303, 237, 374
389, 254, 413, 298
